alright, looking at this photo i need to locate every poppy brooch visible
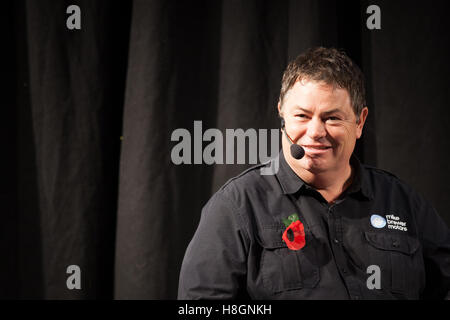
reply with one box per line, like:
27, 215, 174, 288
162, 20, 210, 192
282, 213, 306, 250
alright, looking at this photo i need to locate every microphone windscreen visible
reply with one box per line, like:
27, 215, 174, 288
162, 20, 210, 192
290, 144, 305, 160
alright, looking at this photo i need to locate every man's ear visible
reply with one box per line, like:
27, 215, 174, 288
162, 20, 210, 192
356, 107, 369, 139
278, 102, 285, 128
277, 102, 283, 117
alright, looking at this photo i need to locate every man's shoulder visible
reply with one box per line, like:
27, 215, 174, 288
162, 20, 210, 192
199, 162, 278, 230
361, 163, 425, 202
362, 163, 401, 181
213, 161, 278, 207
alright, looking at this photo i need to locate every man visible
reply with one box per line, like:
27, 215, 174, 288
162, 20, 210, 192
178, 47, 450, 299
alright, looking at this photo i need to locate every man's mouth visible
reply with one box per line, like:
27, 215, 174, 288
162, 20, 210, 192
302, 145, 332, 150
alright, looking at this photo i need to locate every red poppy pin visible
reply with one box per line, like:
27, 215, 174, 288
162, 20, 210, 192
282, 214, 306, 250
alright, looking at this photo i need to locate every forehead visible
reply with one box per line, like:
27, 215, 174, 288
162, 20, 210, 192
283, 80, 352, 113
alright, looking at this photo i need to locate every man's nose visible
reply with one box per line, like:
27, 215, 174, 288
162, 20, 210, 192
307, 118, 327, 139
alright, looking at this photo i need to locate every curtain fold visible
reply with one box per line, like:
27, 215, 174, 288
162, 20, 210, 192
20, 0, 131, 298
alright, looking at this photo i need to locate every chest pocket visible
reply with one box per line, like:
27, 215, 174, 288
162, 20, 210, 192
364, 231, 424, 297
258, 225, 320, 294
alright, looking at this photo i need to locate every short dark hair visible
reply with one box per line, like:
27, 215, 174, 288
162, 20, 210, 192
279, 47, 366, 118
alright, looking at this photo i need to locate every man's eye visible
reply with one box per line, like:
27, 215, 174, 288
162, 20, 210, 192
326, 117, 340, 121
296, 114, 308, 118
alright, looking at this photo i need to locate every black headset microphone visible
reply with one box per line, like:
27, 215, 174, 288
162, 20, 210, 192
281, 118, 305, 160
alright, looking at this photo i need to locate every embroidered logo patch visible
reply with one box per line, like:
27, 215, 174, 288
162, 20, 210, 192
370, 214, 408, 232
385, 214, 408, 232
370, 214, 386, 229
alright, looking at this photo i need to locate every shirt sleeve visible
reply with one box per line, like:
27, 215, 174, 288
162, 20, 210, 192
177, 191, 250, 299
415, 195, 450, 299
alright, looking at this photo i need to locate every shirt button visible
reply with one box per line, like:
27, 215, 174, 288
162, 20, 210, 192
342, 268, 347, 274
333, 238, 340, 244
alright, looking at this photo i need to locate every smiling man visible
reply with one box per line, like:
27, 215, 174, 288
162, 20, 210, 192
178, 47, 450, 299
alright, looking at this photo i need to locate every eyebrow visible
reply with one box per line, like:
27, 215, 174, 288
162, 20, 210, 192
295, 106, 345, 116
322, 108, 345, 116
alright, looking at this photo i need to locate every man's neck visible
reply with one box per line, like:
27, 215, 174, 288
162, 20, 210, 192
284, 150, 354, 203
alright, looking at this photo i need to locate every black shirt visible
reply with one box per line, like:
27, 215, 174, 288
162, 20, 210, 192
178, 151, 450, 299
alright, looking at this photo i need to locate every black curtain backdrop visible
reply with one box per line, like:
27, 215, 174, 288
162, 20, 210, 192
1, 0, 449, 299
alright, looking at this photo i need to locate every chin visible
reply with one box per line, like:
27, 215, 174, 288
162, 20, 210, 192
300, 157, 329, 174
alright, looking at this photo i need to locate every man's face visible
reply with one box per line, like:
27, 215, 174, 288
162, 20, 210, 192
279, 80, 368, 175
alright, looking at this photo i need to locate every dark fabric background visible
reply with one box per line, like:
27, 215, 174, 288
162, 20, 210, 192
1, 0, 449, 299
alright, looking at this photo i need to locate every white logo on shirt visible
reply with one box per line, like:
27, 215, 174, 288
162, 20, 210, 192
385, 214, 408, 232
370, 214, 408, 232
370, 214, 386, 228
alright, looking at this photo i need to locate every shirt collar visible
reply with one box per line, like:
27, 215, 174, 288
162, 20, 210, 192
276, 150, 373, 200
346, 154, 373, 200
276, 150, 305, 194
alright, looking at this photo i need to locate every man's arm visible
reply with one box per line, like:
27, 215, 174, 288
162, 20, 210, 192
178, 192, 250, 299
415, 195, 450, 299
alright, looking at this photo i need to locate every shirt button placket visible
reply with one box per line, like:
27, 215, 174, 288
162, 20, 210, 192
329, 206, 341, 246
329, 206, 349, 282
329, 202, 362, 299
